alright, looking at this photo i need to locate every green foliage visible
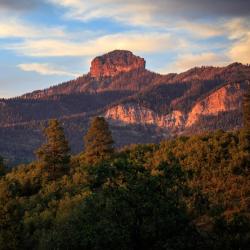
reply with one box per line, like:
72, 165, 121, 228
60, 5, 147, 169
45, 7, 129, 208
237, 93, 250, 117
39, 159, 198, 250
0, 129, 249, 249
36, 119, 70, 180
84, 117, 114, 165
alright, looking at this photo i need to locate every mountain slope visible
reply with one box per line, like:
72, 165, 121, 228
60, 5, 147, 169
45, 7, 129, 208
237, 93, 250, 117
104, 81, 248, 129
0, 50, 250, 164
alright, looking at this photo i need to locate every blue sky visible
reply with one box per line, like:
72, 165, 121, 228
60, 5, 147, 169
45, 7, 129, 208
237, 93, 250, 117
0, 0, 249, 98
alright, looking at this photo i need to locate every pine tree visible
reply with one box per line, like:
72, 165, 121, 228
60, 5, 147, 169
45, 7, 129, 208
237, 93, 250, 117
0, 156, 5, 177
84, 117, 114, 165
36, 119, 70, 179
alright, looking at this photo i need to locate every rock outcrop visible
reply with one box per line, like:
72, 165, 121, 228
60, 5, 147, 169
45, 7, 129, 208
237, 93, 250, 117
186, 82, 246, 127
105, 103, 185, 130
90, 50, 146, 78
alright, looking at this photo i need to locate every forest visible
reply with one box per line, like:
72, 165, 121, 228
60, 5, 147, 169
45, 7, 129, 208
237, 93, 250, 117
0, 90, 249, 250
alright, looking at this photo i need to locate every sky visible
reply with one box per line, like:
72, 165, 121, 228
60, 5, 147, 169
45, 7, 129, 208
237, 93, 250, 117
0, 0, 249, 98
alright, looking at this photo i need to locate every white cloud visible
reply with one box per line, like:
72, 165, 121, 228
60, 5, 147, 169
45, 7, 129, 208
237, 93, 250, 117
224, 18, 250, 40
8, 32, 183, 57
18, 63, 79, 77
48, 0, 250, 27
162, 52, 229, 73
228, 33, 250, 64
175, 18, 250, 39
0, 18, 66, 39
177, 22, 225, 38
49, 0, 158, 26
225, 18, 250, 64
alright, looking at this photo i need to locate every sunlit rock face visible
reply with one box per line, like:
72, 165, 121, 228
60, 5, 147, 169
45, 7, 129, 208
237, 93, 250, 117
105, 81, 249, 130
105, 103, 185, 130
186, 82, 245, 127
90, 50, 146, 78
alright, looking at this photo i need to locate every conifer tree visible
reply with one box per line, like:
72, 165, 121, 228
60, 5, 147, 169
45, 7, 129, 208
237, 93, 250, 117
36, 119, 70, 179
0, 156, 5, 177
84, 117, 114, 165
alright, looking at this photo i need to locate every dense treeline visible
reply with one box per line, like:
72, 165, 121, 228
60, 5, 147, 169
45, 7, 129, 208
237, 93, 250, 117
0, 117, 164, 166
0, 90, 249, 249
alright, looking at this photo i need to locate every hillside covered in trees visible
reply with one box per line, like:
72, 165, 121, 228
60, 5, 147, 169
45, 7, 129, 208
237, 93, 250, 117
0, 89, 249, 250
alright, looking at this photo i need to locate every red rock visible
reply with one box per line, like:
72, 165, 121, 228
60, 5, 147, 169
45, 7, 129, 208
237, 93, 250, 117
90, 50, 146, 78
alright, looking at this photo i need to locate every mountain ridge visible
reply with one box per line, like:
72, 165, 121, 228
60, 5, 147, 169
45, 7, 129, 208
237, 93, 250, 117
19, 50, 248, 101
0, 50, 250, 164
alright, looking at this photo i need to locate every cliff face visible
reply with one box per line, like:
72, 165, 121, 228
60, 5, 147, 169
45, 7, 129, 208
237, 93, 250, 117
104, 81, 249, 130
105, 104, 185, 130
186, 82, 246, 127
90, 50, 146, 78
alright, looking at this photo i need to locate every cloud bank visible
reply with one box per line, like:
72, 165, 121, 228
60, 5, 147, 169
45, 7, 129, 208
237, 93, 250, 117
8, 33, 184, 57
18, 63, 79, 77
49, 0, 250, 26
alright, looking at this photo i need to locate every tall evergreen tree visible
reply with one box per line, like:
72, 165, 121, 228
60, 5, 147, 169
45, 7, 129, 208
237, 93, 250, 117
36, 119, 70, 179
0, 156, 5, 177
84, 117, 114, 165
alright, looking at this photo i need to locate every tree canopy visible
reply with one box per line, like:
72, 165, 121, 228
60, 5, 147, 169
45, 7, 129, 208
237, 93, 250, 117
36, 119, 70, 180
0, 113, 249, 249
84, 117, 114, 165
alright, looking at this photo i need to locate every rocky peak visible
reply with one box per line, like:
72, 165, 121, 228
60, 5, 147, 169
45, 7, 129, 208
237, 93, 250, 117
90, 50, 146, 78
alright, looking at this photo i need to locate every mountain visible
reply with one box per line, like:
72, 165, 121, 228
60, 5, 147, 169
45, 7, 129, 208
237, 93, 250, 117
0, 50, 250, 165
